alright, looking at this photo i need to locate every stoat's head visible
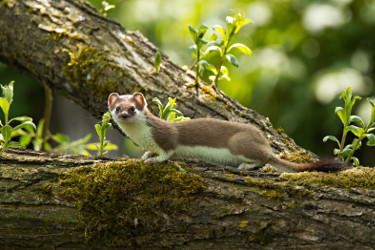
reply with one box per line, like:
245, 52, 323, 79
108, 92, 147, 123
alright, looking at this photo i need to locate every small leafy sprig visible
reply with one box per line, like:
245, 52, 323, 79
188, 24, 209, 87
323, 87, 375, 166
152, 97, 190, 122
19, 113, 117, 156
188, 11, 252, 86
91, 112, 117, 156
0, 81, 36, 153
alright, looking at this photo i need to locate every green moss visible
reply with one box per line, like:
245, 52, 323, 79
57, 159, 206, 246
281, 166, 375, 190
279, 149, 315, 163
62, 43, 118, 99
245, 176, 312, 201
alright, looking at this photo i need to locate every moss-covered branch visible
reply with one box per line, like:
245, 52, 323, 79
0, 149, 374, 248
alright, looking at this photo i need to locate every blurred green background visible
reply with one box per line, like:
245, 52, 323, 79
1, 0, 374, 165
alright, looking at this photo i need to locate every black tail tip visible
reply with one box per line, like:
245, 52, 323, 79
306, 159, 353, 172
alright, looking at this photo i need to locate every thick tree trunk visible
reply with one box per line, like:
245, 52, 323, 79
0, 0, 308, 157
1, 1, 375, 249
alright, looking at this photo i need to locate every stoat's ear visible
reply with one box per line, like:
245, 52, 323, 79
133, 92, 147, 110
108, 93, 119, 109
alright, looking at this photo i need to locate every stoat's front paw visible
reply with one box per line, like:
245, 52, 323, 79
142, 151, 158, 160
144, 157, 162, 165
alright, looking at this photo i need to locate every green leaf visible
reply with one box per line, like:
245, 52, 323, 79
218, 74, 231, 82
53, 133, 69, 143
1, 81, 14, 105
0, 97, 10, 122
323, 135, 340, 147
7, 141, 25, 149
198, 60, 209, 69
189, 25, 198, 42
205, 64, 218, 75
95, 124, 102, 138
103, 143, 118, 150
197, 24, 208, 39
225, 54, 239, 67
366, 133, 375, 146
188, 45, 197, 58
1, 125, 12, 144
227, 43, 252, 55
19, 135, 32, 146
220, 66, 229, 75
347, 125, 363, 137
12, 121, 36, 133
368, 98, 375, 125
338, 144, 353, 157
351, 156, 360, 166
349, 115, 364, 127
334, 107, 346, 125
203, 45, 222, 56
214, 25, 227, 44
154, 51, 162, 73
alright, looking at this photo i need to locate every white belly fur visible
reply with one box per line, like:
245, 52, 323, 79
173, 145, 257, 166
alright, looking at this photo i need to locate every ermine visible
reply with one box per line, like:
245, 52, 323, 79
108, 92, 349, 173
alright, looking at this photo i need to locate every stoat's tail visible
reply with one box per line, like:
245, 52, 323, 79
269, 155, 351, 173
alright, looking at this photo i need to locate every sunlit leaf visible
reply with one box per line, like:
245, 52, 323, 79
0, 97, 10, 121
219, 74, 231, 81
214, 25, 227, 44
203, 45, 222, 56
334, 107, 346, 125
220, 66, 229, 75
227, 43, 252, 55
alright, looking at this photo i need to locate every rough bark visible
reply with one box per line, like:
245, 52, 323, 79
0, 149, 374, 249
1, 1, 375, 249
0, 0, 309, 157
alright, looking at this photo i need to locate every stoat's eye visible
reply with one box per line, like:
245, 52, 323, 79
115, 106, 120, 112
130, 106, 136, 112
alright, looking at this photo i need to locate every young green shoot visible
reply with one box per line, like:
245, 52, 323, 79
323, 87, 375, 166
0, 81, 36, 153
188, 24, 209, 87
91, 112, 118, 156
154, 51, 162, 74
152, 97, 190, 122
